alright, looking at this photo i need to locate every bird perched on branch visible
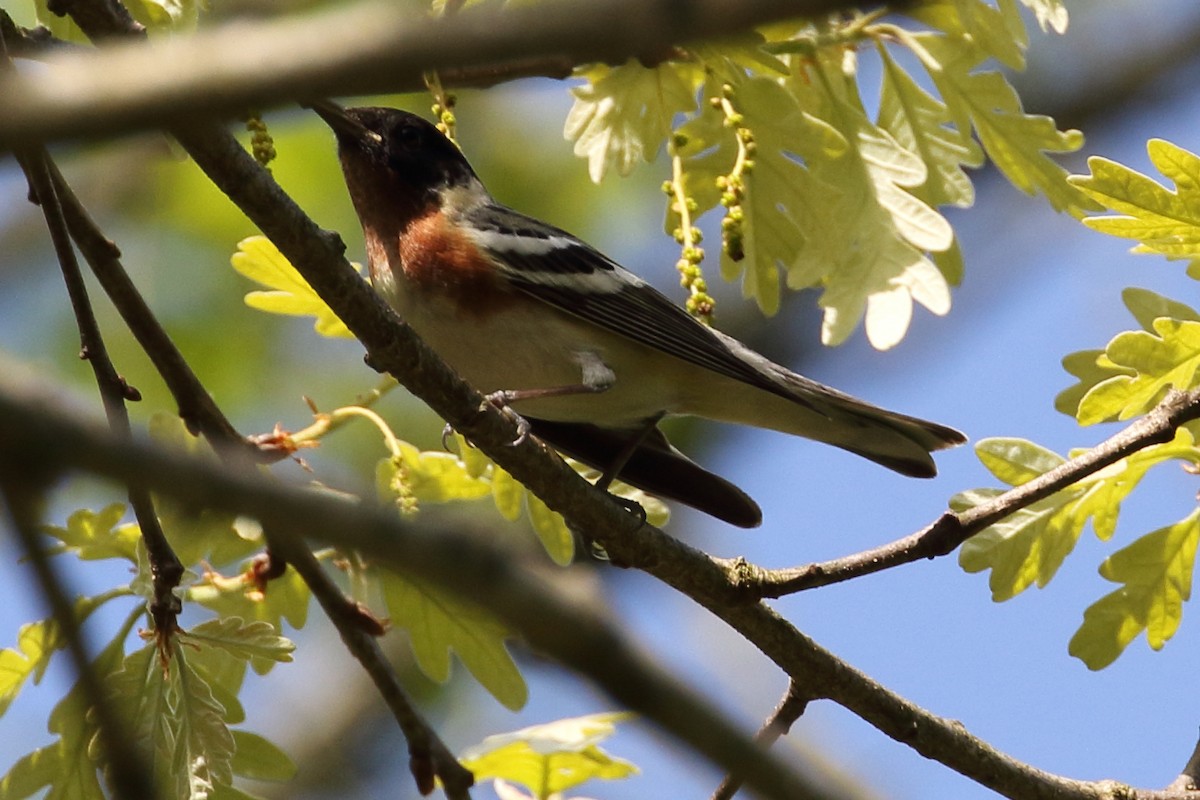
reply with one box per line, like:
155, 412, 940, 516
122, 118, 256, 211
312, 100, 964, 528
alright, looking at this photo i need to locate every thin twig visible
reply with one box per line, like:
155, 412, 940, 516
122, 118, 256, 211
3, 378, 1200, 800
15, 146, 185, 643
0, 479, 158, 800
1167, 731, 1200, 791
45, 160, 253, 456
747, 389, 1200, 598
265, 536, 475, 799
711, 681, 811, 800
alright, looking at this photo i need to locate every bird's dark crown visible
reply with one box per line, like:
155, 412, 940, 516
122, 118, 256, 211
316, 104, 479, 198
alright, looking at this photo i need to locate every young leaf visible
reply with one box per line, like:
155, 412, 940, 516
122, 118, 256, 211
230, 236, 362, 338
1069, 510, 1200, 670
1076, 318, 1200, 425
229, 730, 296, 783
1055, 288, 1197, 418
42, 504, 140, 563
0, 620, 62, 717
1070, 139, 1200, 260
674, 75, 843, 317
181, 617, 295, 674
876, 43, 982, 210
565, 60, 703, 183
795, 57, 954, 348
914, 32, 1096, 217
2, 610, 140, 800
379, 571, 527, 711
190, 561, 312, 635
957, 431, 1200, 601
461, 712, 638, 799
1019, 0, 1068, 33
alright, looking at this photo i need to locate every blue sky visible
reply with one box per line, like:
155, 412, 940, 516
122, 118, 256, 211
4, 3, 1200, 799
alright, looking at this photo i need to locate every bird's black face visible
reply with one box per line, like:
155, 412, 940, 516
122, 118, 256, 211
312, 102, 477, 203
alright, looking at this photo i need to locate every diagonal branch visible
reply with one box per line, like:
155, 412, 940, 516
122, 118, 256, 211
15, 144, 185, 642
0, 480, 159, 800
0, 376, 840, 800
745, 388, 1200, 597
0, 0, 907, 148
2, 374, 1198, 800
711, 681, 812, 800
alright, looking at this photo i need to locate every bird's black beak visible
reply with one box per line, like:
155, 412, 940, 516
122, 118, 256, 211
305, 99, 380, 147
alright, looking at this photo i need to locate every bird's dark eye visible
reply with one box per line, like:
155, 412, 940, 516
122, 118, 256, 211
395, 124, 423, 151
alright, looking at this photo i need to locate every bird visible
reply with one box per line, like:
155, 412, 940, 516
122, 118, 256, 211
311, 100, 965, 528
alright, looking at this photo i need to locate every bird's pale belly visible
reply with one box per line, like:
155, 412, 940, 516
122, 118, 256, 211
388, 289, 690, 427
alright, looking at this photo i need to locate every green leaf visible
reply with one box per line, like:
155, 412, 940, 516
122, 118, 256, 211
974, 437, 1064, 485
190, 561, 311, 636
1076, 318, 1200, 425
957, 431, 1200, 600
1122, 286, 1200, 330
793, 58, 955, 349
915, 32, 1096, 217
1019, 0, 1068, 33
0, 619, 63, 717
910, 0, 1028, 70
1055, 288, 1198, 418
461, 712, 638, 799
181, 618, 295, 674
230, 236, 361, 338
108, 640, 236, 798
4, 611, 140, 800
525, 493, 575, 567
565, 59, 702, 182
1070, 139, 1200, 260
379, 571, 527, 710
42, 504, 140, 563
1069, 509, 1200, 670
229, 731, 296, 783
876, 43, 982, 210
675, 75, 843, 318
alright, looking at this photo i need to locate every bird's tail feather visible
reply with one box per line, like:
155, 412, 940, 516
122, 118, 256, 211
526, 418, 762, 529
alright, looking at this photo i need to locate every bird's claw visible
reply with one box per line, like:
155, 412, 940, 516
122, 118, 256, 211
483, 390, 531, 446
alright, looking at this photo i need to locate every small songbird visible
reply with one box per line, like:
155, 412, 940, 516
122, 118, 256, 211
312, 101, 964, 528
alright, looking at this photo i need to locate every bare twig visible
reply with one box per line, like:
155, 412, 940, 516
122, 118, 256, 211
1167, 732, 1200, 792
15, 146, 185, 641
0, 377, 840, 800
746, 389, 1200, 597
264, 535, 475, 799
712, 681, 811, 800
0, 0, 907, 147
45, 160, 253, 455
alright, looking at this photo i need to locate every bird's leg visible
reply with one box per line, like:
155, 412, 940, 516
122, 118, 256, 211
483, 352, 616, 446
594, 412, 664, 494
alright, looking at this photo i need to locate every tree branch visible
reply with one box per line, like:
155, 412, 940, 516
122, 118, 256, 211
19, 3, 1199, 798
0, 479, 159, 799
15, 144, 185, 642
0, 0, 905, 148
0, 373, 839, 800
745, 389, 1200, 597
712, 681, 812, 800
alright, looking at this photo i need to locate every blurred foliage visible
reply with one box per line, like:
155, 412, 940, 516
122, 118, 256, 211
16, 0, 1200, 795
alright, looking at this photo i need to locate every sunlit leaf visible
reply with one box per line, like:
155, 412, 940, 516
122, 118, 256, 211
379, 571, 527, 710
914, 32, 1096, 217
231, 236, 362, 338
461, 713, 638, 798
1070, 510, 1200, 669
565, 60, 703, 182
